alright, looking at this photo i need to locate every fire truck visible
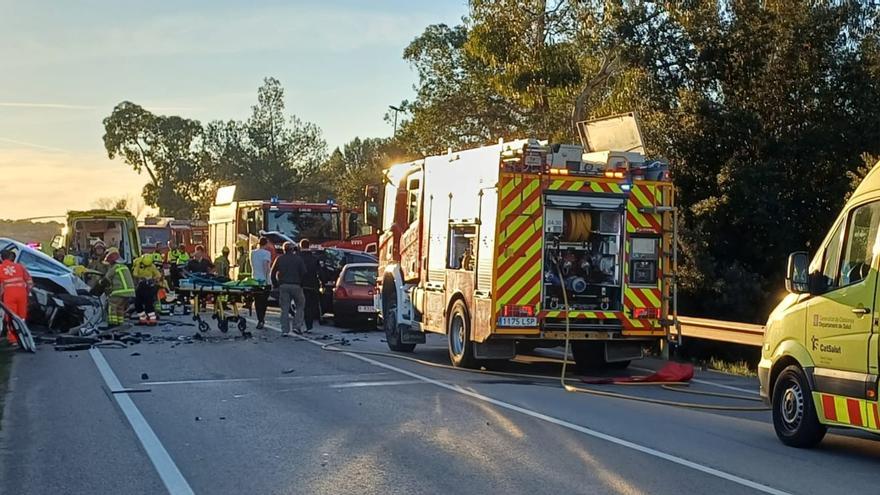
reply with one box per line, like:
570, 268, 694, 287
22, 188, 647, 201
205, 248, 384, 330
374, 114, 678, 369
208, 185, 377, 275
139, 218, 208, 254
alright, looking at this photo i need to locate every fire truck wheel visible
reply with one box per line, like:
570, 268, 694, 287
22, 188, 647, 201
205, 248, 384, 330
384, 298, 415, 353
447, 299, 478, 368
772, 365, 827, 448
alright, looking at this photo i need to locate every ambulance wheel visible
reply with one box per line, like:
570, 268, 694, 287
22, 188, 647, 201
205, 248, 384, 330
198, 320, 210, 333
447, 299, 478, 369
772, 365, 827, 448
384, 299, 415, 353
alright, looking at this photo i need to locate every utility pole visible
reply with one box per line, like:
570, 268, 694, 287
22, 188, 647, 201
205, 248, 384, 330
389, 105, 401, 136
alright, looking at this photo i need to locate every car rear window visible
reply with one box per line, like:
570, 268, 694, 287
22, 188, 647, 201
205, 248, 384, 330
343, 266, 377, 286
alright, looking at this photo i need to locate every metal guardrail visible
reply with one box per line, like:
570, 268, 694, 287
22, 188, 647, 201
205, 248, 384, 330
676, 316, 765, 347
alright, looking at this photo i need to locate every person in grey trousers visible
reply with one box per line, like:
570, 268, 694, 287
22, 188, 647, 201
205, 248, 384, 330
270, 242, 307, 336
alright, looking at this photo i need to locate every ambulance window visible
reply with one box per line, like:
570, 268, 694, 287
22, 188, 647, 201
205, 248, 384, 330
820, 222, 844, 291
840, 202, 880, 286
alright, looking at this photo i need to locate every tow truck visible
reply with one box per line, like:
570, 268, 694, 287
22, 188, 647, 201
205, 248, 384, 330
374, 113, 678, 369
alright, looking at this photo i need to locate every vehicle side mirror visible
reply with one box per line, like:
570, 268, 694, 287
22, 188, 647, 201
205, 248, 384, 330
51, 235, 62, 250
785, 251, 810, 294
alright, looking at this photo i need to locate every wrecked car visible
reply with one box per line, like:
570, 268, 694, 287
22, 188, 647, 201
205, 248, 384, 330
0, 238, 103, 334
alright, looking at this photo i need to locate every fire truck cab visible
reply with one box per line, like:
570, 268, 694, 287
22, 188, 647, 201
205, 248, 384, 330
209, 185, 377, 279
375, 114, 677, 369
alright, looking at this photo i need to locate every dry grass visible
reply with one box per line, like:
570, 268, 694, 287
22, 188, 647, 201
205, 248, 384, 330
706, 357, 757, 377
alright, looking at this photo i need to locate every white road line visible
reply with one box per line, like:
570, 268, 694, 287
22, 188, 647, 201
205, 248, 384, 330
89, 348, 194, 495
330, 379, 425, 389
258, 320, 789, 495
143, 372, 387, 386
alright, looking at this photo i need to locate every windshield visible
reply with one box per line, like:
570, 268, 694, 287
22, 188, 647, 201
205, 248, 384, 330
343, 265, 377, 285
139, 227, 171, 246
265, 209, 340, 242
19, 250, 70, 276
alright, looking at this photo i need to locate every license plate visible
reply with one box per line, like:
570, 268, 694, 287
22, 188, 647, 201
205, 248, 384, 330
357, 305, 376, 313
498, 316, 538, 327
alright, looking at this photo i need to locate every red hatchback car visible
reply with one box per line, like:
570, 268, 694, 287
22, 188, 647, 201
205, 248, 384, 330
332, 263, 378, 327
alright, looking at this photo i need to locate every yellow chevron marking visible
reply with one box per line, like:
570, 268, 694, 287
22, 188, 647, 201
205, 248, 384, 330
496, 240, 542, 290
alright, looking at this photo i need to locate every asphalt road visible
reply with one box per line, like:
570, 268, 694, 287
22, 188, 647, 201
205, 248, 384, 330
2, 311, 880, 495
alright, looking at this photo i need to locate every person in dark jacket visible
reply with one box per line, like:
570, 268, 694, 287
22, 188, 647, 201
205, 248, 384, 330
298, 239, 321, 330
270, 242, 307, 335
184, 245, 213, 275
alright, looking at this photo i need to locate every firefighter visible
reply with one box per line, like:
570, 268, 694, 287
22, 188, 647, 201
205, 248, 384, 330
167, 241, 188, 288
88, 241, 108, 275
0, 249, 33, 347
132, 254, 161, 325
236, 239, 252, 280
214, 246, 231, 280
151, 252, 170, 315
102, 247, 135, 327
62, 254, 90, 280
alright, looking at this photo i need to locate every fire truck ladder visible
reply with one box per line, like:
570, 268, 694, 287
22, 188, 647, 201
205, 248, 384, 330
639, 182, 680, 346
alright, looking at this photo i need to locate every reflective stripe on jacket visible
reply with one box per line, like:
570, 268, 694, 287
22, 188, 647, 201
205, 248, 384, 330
106, 263, 135, 297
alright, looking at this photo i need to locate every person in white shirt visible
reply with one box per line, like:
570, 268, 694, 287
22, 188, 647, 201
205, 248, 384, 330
250, 236, 273, 329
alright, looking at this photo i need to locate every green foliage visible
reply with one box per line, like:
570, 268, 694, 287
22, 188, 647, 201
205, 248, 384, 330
103, 102, 213, 218
204, 77, 327, 202
105, 78, 328, 218
396, 0, 880, 322
321, 137, 404, 208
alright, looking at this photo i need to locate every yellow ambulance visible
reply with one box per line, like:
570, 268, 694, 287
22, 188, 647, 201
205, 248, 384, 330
760, 159, 880, 447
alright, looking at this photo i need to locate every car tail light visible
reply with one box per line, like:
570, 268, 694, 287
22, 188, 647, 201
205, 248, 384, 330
633, 308, 659, 319
502, 304, 535, 317
335, 287, 348, 298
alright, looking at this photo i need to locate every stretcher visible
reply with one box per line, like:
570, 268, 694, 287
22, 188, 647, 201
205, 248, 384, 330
176, 277, 270, 335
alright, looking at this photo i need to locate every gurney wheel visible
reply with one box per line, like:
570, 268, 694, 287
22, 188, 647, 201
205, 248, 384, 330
237, 319, 247, 332
218, 319, 229, 333
198, 320, 210, 333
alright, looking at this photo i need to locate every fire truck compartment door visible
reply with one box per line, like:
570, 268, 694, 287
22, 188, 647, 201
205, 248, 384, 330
545, 194, 624, 211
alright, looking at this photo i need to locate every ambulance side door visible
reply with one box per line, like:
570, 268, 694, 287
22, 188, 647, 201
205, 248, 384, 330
806, 200, 880, 380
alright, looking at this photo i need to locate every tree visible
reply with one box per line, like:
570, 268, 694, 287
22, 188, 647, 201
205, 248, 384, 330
205, 77, 328, 202
321, 137, 404, 208
92, 195, 148, 218
396, 1, 880, 321
393, 24, 528, 156
103, 102, 213, 218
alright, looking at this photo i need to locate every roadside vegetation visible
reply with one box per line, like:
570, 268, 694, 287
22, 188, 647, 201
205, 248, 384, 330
677, 339, 761, 377
100, 2, 880, 324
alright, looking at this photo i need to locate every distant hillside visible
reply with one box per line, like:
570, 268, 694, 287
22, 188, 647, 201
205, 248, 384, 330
0, 220, 63, 249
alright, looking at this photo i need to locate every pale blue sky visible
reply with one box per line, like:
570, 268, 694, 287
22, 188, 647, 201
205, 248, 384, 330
0, 0, 466, 219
